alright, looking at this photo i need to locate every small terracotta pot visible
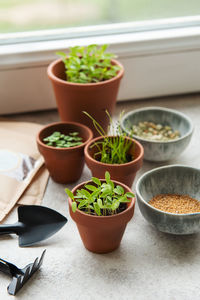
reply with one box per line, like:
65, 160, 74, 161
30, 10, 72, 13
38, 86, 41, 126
37, 122, 93, 183
47, 58, 124, 137
69, 180, 135, 253
84, 136, 144, 188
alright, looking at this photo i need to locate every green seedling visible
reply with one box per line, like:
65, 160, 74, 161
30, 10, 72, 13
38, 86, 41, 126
43, 131, 83, 148
56, 44, 121, 83
65, 171, 134, 216
83, 110, 134, 164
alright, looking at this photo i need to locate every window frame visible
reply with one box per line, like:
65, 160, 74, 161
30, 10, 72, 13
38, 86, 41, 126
1, 15, 200, 45
0, 16, 200, 114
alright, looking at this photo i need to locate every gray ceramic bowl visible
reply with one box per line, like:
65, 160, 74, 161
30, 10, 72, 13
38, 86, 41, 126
136, 165, 200, 235
120, 107, 193, 162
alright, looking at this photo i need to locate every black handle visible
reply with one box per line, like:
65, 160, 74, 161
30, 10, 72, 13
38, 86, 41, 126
0, 259, 14, 276
0, 222, 24, 236
0, 258, 22, 277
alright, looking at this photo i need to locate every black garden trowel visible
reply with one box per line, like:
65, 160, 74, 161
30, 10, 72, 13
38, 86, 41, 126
0, 205, 67, 246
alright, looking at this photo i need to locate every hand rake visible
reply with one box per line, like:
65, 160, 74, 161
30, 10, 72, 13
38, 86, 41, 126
0, 250, 45, 295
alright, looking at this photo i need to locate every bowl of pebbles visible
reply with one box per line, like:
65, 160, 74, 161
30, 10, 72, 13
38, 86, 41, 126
136, 165, 200, 234
120, 106, 193, 162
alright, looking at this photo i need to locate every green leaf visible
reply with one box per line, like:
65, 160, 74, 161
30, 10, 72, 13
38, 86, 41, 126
117, 185, 124, 194
105, 171, 110, 183
75, 189, 85, 198
101, 44, 108, 52
91, 189, 101, 200
97, 198, 103, 208
72, 201, 77, 213
114, 185, 124, 195
74, 196, 81, 201
65, 188, 74, 200
118, 196, 127, 202
78, 200, 88, 209
106, 196, 112, 203
70, 132, 79, 136
118, 195, 130, 203
85, 184, 97, 192
94, 203, 101, 216
56, 51, 67, 59
101, 185, 112, 197
43, 131, 83, 148
111, 200, 120, 211
88, 197, 95, 204
114, 188, 121, 195
101, 191, 110, 198
125, 192, 135, 198
56, 44, 119, 83
80, 189, 91, 199
91, 177, 101, 186
83, 112, 132, 164
108, 180, 114, 189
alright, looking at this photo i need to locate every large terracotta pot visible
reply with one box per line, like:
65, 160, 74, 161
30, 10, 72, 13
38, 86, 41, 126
84, 136, 144, 188
37, 122, 93, 183
69, 180, 135, 253
47, 58, 124, 137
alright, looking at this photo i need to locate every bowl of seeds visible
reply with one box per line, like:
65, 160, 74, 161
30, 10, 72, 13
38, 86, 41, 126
120, 106, 193, 162
136, 165, 200, 234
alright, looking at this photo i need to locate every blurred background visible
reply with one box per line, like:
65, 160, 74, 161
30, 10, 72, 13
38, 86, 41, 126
1, 0, 200, 33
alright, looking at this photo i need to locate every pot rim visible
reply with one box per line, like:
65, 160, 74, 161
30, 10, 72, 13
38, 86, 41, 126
37, 121, 93, 151
69, 178, 135, 219
47, 58, 124, 87
84, 135, 144, 167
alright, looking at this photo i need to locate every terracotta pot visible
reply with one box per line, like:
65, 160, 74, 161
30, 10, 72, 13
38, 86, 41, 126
37, 122, 93, 183
47, 58, 124, 137
84, 136, 144, 188
69, 180, 135, 253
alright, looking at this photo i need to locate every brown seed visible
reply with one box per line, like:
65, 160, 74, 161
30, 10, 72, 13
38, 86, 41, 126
148, 194, 200, 214
132, 121, 180, 141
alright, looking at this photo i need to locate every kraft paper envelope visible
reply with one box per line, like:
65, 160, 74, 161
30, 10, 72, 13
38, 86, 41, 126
0, 121, 49, 222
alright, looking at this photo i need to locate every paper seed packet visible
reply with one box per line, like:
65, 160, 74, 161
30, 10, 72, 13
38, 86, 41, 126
0, 121, 49, 222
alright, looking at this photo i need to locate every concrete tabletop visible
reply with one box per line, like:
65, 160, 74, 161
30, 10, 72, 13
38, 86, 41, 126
1, 93, 200, 300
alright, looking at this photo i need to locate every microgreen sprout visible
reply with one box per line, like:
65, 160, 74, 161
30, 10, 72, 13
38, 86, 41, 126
83, 110, 134, 164
65, 171, 134, 216
43, 131, 83, 148
56, 44, 121, 83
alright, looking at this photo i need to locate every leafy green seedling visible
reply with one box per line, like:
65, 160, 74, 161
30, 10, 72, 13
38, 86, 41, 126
43, 131, 83, 148
83, 110, 134, 164
65, 171, 134, 216
56, 44, 121, 83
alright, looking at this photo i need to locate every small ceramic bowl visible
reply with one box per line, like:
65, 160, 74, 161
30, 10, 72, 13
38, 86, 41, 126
136, 165, 200, 235
120, 106, 194, 162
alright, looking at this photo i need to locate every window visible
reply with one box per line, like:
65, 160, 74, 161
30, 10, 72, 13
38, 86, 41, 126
1, 0, 200, 34
0, 1, 200, 114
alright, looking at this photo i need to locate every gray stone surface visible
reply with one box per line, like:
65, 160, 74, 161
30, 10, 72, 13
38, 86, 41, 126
1, 93, 200, 299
